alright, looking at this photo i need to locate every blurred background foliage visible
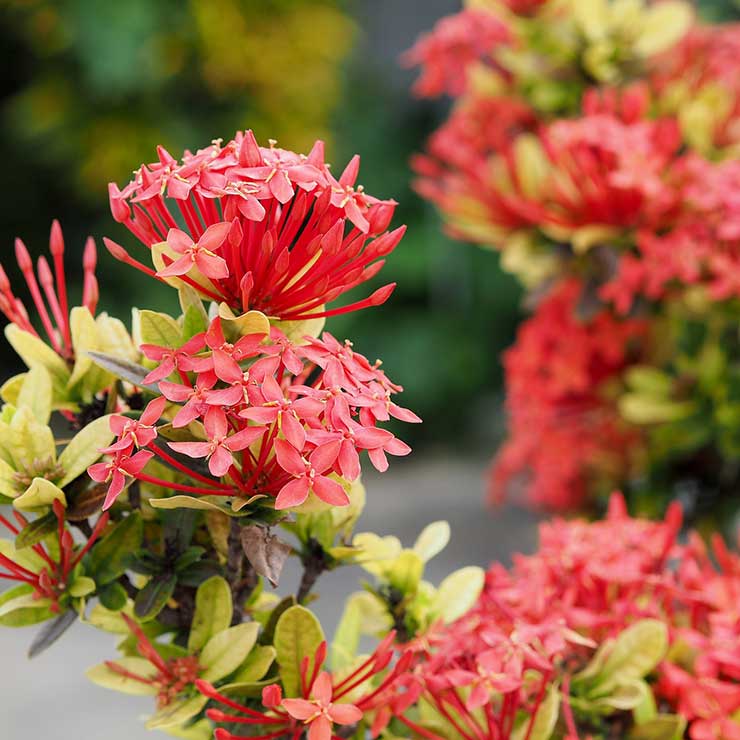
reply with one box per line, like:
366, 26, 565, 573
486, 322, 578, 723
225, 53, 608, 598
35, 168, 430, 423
0, 0, 736, 456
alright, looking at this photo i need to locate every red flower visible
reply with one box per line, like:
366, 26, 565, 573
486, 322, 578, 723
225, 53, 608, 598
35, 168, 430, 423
0, 502, 108, 612
282, 672, 363, 740
491, 279, 647, 510
403, 8, 510, 97
88, 316, 418, 512
106, 131, 405, 322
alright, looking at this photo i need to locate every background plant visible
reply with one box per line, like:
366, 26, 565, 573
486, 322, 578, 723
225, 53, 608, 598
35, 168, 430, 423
408, 0, 740, 524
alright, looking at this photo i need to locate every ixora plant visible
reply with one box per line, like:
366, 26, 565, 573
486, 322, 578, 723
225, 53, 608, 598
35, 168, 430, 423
0, 132, 739, 740
407, 0, 740, 519
0, 130, 484, 738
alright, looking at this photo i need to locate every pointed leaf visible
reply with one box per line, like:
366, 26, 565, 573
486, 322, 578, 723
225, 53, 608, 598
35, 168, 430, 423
28, 609, 78, 658
57, 415, 114, 487
89, 513, 143, 585
413, 521, 450, 563
17, 365, 52, 425
274, 605, 325, 697
139, 309, 182, 348
87, 351, 160, 393
199, 622, 260, 682
188, 576, 233, 653
146, 695, 209, 730
134, 573, 177, 621
434, 566, 485, 624
87, 657, 159, 696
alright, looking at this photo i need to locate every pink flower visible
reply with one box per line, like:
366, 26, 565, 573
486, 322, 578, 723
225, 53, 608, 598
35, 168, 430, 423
101, 396, 167, 454
282, 672, 363, 740
88, 450, 154, 510
168, 408, 264, 478
157, 222, 231, 279
273, 438, 348, 509
141, 332, 208, 384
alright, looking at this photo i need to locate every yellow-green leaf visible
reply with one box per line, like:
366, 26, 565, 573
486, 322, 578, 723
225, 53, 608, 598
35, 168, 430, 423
17, 365, 52, 425
146, 694, 209, 730
199, 622, 260, 682
512, 682, 560, 740
232, 645, 276, 684
413, 521, 450, 563
68, 575, 96, 598
434, 566, 485, 624
274, 605, 325, 697
139, 309, 182, 348
596, 620, 668, 691
68, 306, 101, 389
635, 2, 692, 57
14, 477, 66, 511
629, 715, 687, 740
188, 576, 233, 653
5, 324, 70, 390
87, 657, 158, 696
57, 414, 113, 487
388, 550, 424, 593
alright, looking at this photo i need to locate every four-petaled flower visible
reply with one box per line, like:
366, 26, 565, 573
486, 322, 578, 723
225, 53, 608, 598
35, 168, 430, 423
157, 222, 231, 279
273, 438, 348, 509
281, 672, 363, 740
169, 407, 265, 478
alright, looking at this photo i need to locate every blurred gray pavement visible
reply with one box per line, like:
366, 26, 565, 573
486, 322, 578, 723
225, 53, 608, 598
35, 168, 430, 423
0, 456, 540, 740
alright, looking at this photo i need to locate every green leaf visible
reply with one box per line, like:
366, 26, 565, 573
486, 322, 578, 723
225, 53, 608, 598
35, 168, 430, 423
231, 645, 276, 683
17, 365, 52, 425
332, 593, 363, 671
87, 657, 158, 696
89, 513, 143, 585
595, 620, 668, 691
0, 592, 55, 627
274, 605, 325, 697
388, 550, 424, 593
146, 694, 209, 731
590, 680, 650, 712
629, 715, 687, 740
28, 609, 77, 658
199, 622, 260, 682
68, 306, 102, 389
134, 573, 177, 621
15, 510, 58, 549
188, 576, 233, 653
9, 406, 56, 471
512, 682, 560, 740
68, 575, 96, 598
57, 415, 114, 487
13, 477, 66, 511
139, 309, 182, 348
87, 351, 159, 393
434, 566, 485, 624
149, 495, 238, 515
182, 305, 208, 341
5, 324, 71, 392
98, 581, 128, 611
413, 521, 450, 563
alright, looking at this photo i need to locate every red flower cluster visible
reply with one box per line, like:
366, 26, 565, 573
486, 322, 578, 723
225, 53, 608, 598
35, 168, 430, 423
89, 318, 418, 511
107, 131, 405, 322
409, 3, 740, 511
388, 494, 740, 739
402, 8, 510, 98
0, 501, 108, 612
198, 635, 413, 740
603, 156, 740, 311
490, 280, 646, 510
